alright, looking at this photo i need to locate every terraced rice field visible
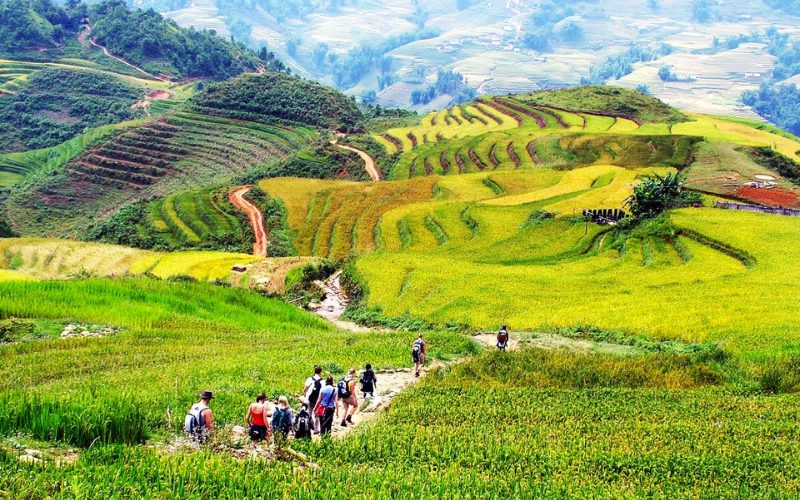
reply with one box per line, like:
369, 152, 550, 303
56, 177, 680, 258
355, 205, 800, 355
66, 112, 314, 191
264, 167, 670, 258
147, 187, 245, 247
375, 96, 800, 181
0, 238, 257, 282
0, 59, 192, 185
261, 164, 800, 355
0, 120, 144, 187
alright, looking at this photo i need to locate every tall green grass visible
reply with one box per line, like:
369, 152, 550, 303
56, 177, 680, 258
0, 278, 475, 446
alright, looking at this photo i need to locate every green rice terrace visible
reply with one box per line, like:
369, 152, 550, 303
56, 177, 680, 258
2, 10, 800, 494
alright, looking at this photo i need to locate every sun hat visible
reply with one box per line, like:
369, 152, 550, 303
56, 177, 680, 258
199, 390, 214, 400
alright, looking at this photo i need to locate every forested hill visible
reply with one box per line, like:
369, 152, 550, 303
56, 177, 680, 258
0, 0, 285, 80
192, 73, 365, 132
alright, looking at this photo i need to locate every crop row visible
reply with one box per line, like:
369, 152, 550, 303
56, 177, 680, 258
63, 111, 314, 191
147, 187, 246, 248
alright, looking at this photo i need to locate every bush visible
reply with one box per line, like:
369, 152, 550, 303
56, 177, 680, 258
626, 172, 700, 218
0, 318, 35, 342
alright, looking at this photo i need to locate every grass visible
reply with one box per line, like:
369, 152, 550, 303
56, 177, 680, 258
1, 347, 798, 496
0, 238, 264, 282
0, 277, 476, 447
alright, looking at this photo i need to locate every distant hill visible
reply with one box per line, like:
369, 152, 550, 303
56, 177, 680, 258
0, 0, 285, 80
191, 73, 365, 132
145, 0, 800, 123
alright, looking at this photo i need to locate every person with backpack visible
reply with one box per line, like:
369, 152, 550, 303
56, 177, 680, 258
271, 396, 294, 444
294, 403, 313, 440
338, 368, 359, 427
245, 392, 270, 445
303, 366, 324, 433
412, 334, 427, 377
313, 376, 338, 436
360, 363, 377, 399
185, 390, 214, 443
497, 325, 510, 351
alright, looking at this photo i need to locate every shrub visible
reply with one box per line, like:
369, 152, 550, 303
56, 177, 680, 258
626, 172, 700, 218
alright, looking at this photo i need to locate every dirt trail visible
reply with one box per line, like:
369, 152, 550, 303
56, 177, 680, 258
229, 186, 269, 257
79, 24, 170, 82
331, 136, 380, 182
132, 90, 173, 117
309, 272, 372, 332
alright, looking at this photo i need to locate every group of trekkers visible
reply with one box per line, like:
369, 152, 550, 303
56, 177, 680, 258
185, 334, 429, 444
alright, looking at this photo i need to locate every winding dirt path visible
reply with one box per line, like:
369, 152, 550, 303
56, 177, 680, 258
79, 24, 170, 82
331, 137, 380, 182
229, 186, 268, 257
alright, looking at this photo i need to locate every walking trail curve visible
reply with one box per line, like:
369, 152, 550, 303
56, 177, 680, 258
79, 24, 170, 82
331, 136, 380, 182
229, 186, 269, 257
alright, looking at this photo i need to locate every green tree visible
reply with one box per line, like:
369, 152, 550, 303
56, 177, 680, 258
626, 172, 699, 218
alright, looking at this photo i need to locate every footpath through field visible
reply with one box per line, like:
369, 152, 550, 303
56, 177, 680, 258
331, 136, 380, 182
229, 186, 269, 257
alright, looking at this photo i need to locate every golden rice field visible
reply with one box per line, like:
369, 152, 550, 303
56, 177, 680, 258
0, 238, 262, 283
261, 163, 800, 355
375, 95, 800, 181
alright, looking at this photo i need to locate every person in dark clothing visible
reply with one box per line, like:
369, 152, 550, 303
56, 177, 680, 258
360, 363, 377, 399
294, 403, 313, 439
271, 396, 294, 445
497, 325, 509, 351
303, 366, 324, 433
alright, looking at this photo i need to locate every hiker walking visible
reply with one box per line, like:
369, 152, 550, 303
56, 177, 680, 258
360, 363, 377, 399
185, 390, 214, 443
412, 334, 427, 377
314, 376, 338, 436
245, 392, 270, 445
271, 396, 294, 444
497, 325, 510, 351
338, 368, 359, 427
303, 366, 324, 433
294, 403, 313, 440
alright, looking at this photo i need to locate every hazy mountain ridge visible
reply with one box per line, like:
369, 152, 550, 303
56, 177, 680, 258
142, 0, 800, 127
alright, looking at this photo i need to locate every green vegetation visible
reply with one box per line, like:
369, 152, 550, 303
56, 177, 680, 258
742, 84, 800, 137
626, 172, 700, 218
0, 277, 474, 446
0, 0, 82, 53
1, 346, 798, 496
90, 0, 281, 80
192, 73, 365, 132
5, 110, 316, 238
514, 86, 686, 124
0, 68, 143, 153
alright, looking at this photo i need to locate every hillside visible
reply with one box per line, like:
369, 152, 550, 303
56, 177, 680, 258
0, 0, 283, 80
149, 0, 800, 122
0, 69, 370, 240
2, 81, 800, 496
191, 73, 365, 132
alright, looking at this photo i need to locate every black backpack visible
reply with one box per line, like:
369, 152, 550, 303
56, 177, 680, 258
295, 411, 312, 438
309, 375, 322, 401
337, 378, 351, 399
361, 370, 375, 384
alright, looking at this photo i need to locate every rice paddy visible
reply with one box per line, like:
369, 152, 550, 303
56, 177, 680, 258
375, 95, 800, 181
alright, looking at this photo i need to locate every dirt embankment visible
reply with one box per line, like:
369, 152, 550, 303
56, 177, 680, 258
229, 186, 269, 257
